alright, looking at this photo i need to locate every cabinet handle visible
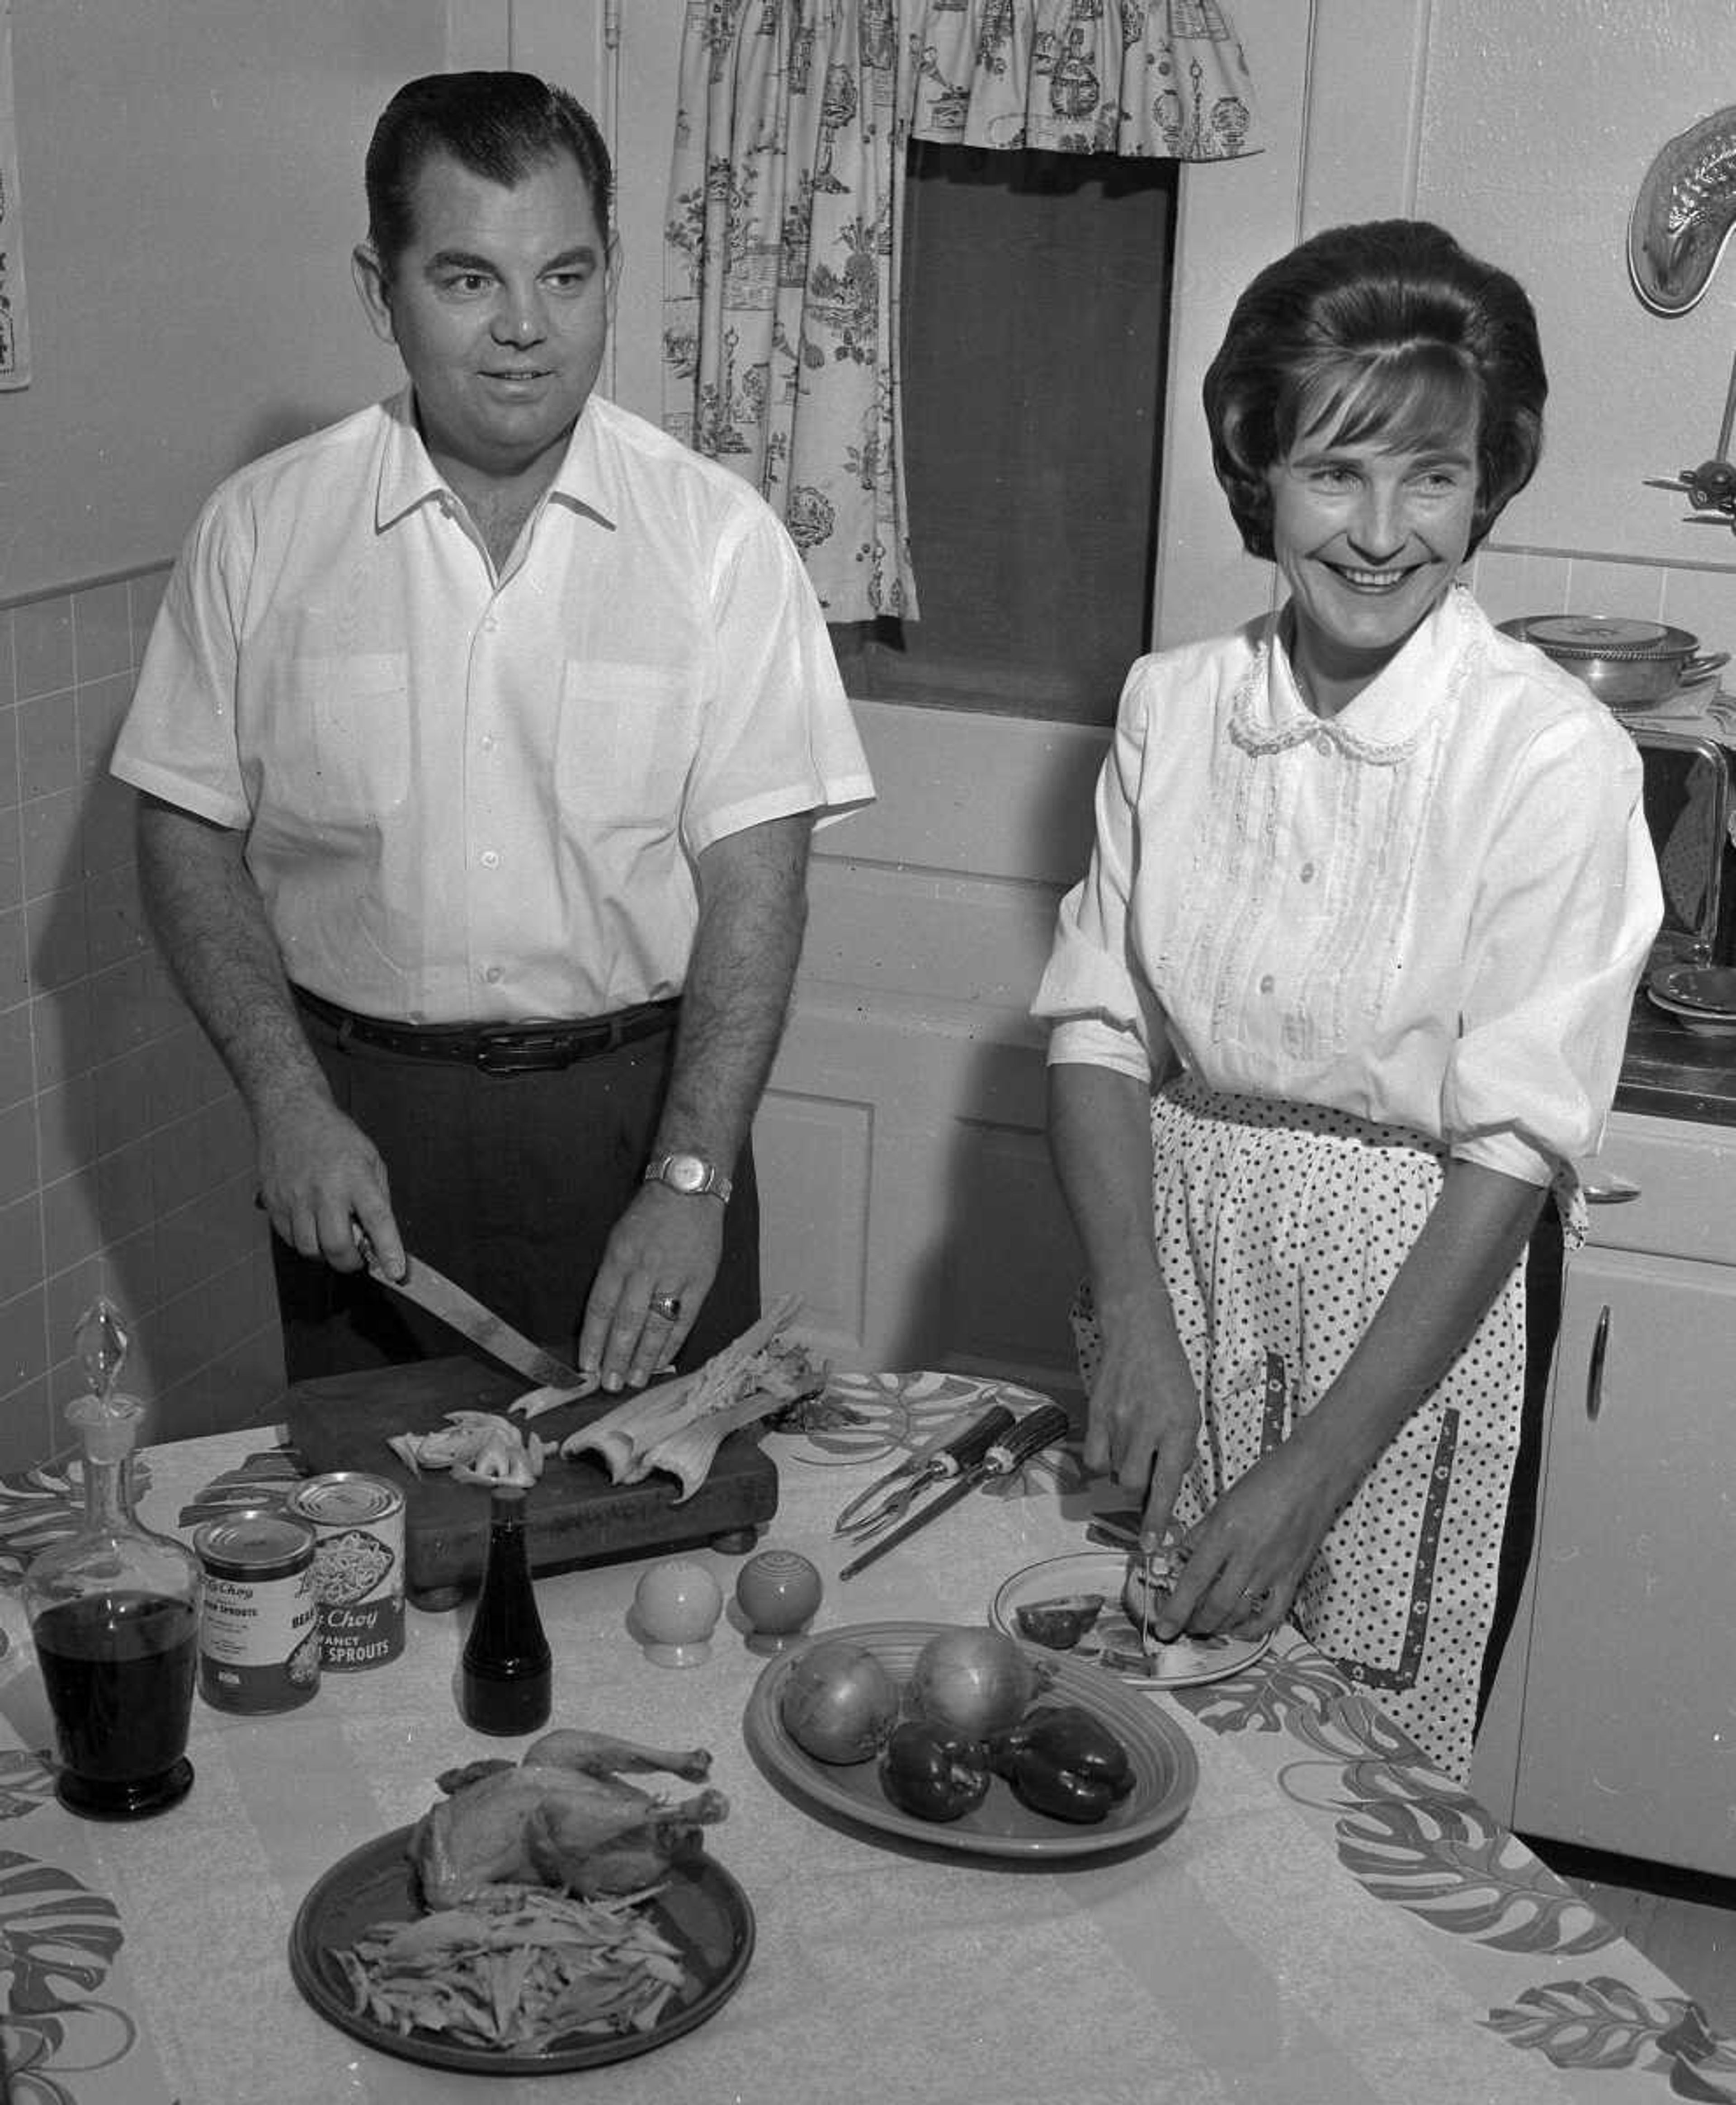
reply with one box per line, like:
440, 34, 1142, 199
1582, 1174, 1640, 1203
1585, 1305, 1610, 1422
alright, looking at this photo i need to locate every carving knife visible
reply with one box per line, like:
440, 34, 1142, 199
363, 1248, 586, 1391
839, 1402, 1073, 1580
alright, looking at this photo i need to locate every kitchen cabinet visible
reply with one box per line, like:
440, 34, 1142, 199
1472, 1107, 1736, 1873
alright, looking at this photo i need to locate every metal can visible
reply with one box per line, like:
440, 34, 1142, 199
193, 1509, 320, 1714
286, 1474, 406, 1671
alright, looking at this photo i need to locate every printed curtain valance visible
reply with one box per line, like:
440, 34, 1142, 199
906, 0, 1259, 160
663, 1, 1261, 622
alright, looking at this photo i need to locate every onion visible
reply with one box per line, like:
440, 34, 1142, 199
908, 1626, 1049, 1739
778, 1639, 901, 1764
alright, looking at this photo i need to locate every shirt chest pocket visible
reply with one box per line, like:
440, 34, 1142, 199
557, 661, 695, 823
274, 654, 412, 824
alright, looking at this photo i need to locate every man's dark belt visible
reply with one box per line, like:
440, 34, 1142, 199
292, 985, 680, 1075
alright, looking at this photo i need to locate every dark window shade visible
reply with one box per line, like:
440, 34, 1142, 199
830, 141, 1178, 725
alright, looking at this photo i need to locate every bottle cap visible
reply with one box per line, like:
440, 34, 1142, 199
65, 1391, 144, 1463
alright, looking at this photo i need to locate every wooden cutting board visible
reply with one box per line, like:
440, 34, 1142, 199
282, 1356, 778, 1603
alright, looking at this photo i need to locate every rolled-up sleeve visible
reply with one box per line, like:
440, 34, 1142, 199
1032, 667, 1172, 1080
1444, 717, 1661, 1183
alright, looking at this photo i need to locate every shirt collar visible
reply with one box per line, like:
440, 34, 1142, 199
373, 389, 621, 536
1231, 584, 1480, 765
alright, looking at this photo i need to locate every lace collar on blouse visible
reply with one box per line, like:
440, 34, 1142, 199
1230, 584, 1483, 766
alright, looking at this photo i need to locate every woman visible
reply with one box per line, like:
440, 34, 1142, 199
1033, 219, 1661, 1780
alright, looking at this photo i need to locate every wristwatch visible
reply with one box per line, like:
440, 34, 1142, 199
643, 1151, 732, 1203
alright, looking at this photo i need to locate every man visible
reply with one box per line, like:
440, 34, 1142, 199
111, 73, 873, 1393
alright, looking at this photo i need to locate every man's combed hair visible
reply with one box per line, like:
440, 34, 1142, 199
364, 71, 614, 278
1203, 219, 1547, 560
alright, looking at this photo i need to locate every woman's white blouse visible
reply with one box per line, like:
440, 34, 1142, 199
1033, 588, 1663, 1187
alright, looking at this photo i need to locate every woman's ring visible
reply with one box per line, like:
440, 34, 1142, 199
649, 1291, 682, 1322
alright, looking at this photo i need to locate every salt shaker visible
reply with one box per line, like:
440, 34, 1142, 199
735, 1547, 823, 1654
633, 1559, 723, 1667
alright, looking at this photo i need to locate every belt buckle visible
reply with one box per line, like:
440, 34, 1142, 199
472, 1020, 617, 1074
473, 1026, 568, 1075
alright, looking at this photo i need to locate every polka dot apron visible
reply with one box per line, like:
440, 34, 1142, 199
1071, 1073, 1532, 1784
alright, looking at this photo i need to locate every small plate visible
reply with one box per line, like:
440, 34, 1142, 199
742, 1620, 1197, 1860
288, 1828, 754, 2075
1646, 987, 1736, 1035
1649, 963, 1736, 1015
991, 1552, 1274, 1689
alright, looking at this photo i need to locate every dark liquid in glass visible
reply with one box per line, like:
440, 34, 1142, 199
33, 1590, 197, 1817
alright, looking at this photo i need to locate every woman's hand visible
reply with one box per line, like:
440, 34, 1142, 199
1152, 1438, 1350, 1641
1081, 1283, 1201, 1550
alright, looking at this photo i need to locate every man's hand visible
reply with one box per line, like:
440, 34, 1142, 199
255, 1093, 405, 1278
137, 795, 405, 1278
577, 1185, 724, 1390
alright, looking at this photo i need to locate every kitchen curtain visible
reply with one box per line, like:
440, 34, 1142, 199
663, 1, 1260, 622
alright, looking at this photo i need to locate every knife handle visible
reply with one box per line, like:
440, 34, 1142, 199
931, 1402, 1017, 1480
979, 1401, 1072, 1478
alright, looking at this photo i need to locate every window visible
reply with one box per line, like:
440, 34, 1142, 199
829, 141, 1179, 726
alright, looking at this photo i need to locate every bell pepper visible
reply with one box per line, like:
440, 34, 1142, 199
877, 1720, 992, 1823
990, 1704, 1134, 1824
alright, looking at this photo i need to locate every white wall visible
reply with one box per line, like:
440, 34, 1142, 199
1157, 0, 1736, 647
0, 0, 463, 602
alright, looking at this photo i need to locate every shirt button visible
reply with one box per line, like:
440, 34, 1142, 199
1259, 973, 1276, 993
480, 735, 495, 752
1314, 730, 1331, 754
482, 615, 499, 634
480, 849, 500, 869
484, 965, 503, 984
1300, 861, 1316, 883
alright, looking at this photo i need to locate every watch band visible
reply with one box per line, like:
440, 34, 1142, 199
643, 1151, 733, 1203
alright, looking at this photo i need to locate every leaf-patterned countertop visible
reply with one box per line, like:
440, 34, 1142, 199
0, 1382, 1716, 2104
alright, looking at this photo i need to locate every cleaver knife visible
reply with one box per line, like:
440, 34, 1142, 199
364, 1248, 586, 1391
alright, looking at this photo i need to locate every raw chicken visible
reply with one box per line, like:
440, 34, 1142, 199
410, 1728, 729, 1906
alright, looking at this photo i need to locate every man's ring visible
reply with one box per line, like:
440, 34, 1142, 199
649, 1292, 682, 1322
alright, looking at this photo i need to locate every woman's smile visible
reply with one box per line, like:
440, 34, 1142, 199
1268, 415, 1480, 714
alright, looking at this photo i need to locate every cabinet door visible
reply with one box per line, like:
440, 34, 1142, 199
1512, 1244, 1736, 1873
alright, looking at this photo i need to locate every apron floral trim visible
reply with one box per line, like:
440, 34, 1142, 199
1169, 1632, 1726, 2093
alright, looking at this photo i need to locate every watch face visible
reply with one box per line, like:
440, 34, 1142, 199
665, 1154, 708, 1193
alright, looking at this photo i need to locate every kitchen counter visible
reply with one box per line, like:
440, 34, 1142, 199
1616, 988, 1736, 1124
0, 1385, 1721, 2105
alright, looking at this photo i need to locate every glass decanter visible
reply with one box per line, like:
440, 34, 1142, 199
21, 1301, 201, 1817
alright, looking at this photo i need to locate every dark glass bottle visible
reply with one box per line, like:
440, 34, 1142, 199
460, 1486, 552, 1736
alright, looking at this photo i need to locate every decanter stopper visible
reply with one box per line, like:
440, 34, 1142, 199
75, 1297, 130, 1402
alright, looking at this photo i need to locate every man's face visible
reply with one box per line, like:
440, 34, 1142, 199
354, 148, 615, 494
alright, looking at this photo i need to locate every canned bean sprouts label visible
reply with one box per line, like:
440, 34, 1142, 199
287, 1474, 406, 1671
193, 1510, 320, 1714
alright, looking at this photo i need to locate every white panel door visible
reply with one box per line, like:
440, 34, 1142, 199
757, 701, 1108, 1403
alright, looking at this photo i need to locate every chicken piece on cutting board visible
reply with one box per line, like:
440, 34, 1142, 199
410, 1728, 729, 1906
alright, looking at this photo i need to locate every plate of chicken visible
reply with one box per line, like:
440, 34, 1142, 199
288, 1728, 751, 2074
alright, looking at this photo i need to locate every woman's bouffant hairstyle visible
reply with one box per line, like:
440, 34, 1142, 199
1203, 219, 1547, 560
364, 71, 613, 281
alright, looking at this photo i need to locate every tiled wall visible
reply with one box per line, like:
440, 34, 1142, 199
1470, 542, 1736, 653
0, 570, 284, 1476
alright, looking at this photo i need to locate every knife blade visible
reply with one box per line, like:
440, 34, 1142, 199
365, 1249, 586, 1391
838, 1402, 1072, 1580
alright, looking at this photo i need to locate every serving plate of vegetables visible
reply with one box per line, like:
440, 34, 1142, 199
289, 1830, 753, 2075
741, 1621, 1198, 1859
